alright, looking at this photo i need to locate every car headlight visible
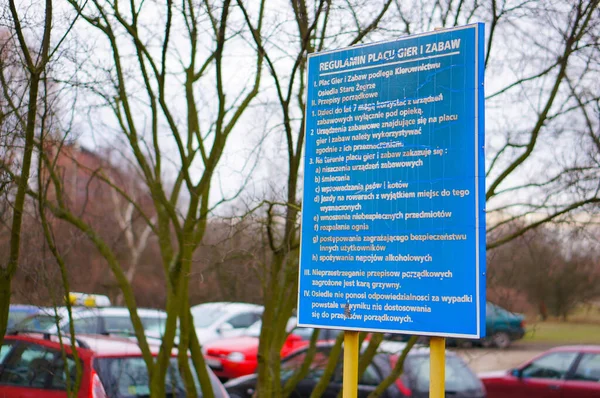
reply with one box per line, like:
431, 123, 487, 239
227, 352, 245, 362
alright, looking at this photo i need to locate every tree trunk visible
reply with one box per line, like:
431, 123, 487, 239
0, 276, 11, 336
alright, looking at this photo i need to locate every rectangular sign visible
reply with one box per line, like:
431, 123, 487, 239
298, 24, 486, 338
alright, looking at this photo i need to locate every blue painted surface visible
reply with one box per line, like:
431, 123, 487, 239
298, 24, 486, 338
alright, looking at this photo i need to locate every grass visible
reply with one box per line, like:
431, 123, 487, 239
524, 321, 600, 345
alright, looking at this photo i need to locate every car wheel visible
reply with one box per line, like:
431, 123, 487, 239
492, 332, 511, 349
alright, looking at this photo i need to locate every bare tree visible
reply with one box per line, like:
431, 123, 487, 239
108, 166, 156, 305
481, 0, 600, 248
0, 0, 53, 343
17, 0, 267, 396
490, 226, 600, 320
235, 0, 599, 396
235, 0, 396, 396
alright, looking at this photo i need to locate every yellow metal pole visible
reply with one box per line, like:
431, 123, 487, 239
429, 337, 445, 398
343, 331, 359, 398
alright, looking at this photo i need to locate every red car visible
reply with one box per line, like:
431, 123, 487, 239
204, 322, 342, 380
0, 331, 227, 397
480, 345, 600, 398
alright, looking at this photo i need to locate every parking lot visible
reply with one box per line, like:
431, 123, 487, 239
456, 343, 546, 373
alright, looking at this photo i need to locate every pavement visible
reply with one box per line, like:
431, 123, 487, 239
455, 342, 546, 373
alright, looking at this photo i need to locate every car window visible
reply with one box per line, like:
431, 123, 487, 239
66, 316, 100, 334
16, 315, 59, 332
227, 313, 259, 329
95, 357, 225, 397
359, 364, 381, 386
521, 352, 578, 380
281, 350, 332, 381
192, 306, 224, 328
103, 316, 134, 333
49, 355, 80, 391
0, 341, 15, 363
569, 353, 600, 382
8, 312, 35, 329
408, 355, 481, 392
140, 316, 166, 331
0, 343, 55, 388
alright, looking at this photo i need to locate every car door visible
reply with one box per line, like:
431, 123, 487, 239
0, 341, 76, 398
356, 363, 382, 397
562, 352, 600, 398
322, 358, 381, 398
285, 349, 336, 398
509, 351, 579, 398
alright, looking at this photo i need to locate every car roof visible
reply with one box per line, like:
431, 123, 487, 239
284, 341, 457, 359
22, 306, 92, 318
9, 304, 42, 312
86, 307, 167, 317
5, 333, 166, 357
191, 302, 263, 314
547, 345, 600, 353
26, 306, 166, 319
76, 334, 165, 356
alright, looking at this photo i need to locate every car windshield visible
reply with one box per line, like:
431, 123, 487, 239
103, 315, 166, 334
14, 314, 59, 332
408, 355, 481, 392
280, 349, 332, 381
245, 321, 261, 337
192, 305, 226, 329
95, 357, 225, 398
8, 311, 36, 329
143, 321, 180, 338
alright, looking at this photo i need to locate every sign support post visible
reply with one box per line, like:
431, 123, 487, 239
429, 337, 445, 398
343, 331, 359, 398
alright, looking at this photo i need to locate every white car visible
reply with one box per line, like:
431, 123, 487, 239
16, 306, 167, 337
191, 302, 263, 344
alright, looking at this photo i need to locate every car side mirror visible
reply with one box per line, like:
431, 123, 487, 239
510, 368, 522, 378
217, 322, 234, 334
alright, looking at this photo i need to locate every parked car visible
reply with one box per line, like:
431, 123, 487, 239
204, 319, 341, 380
0, 331, 228, 397
481, 302, 525, 349
191, 302, 263, 344
14, 306, 167, 338
225, 343, 486, 398
7, 305, 45, 331
480, 345, 600, 398
385, 301, 525, 349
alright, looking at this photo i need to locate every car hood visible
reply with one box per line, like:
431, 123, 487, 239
205, 336, 260, 356
195, 328, 220, 345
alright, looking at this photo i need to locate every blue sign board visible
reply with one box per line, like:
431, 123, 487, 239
298, 24, 486, 338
